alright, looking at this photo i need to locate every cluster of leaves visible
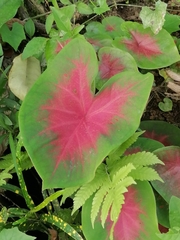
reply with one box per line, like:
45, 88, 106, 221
1, 0, 180, 239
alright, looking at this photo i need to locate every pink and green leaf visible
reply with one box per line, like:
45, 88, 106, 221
19, 37, 153, 189
152, 146, 180, 202
97, 47, 138, 88
140, 120, 180, 146
102, 16, 124, 38
82, 181, 160, 240
113, 22, 180, 69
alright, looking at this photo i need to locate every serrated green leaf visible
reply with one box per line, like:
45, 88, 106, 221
130, 166, 163, 182
111, 163, 135, 184
121, 151, 163, 167
0, 23, 26, 51
140, 0, 167, 34
72, 164, 107, 214
91, 179, 111, 227
101, 188, 114, 227
0, 0, 22, 29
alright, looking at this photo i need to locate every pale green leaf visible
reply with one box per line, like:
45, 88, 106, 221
111, 163, 135, 184
0, 0, 22, 29
121, 151, 163, 167
8, 54, 41, 100
140, 0, 167, 34
101, 188, 114, 227
77, 2, 93, 15
0, 227, 36, 240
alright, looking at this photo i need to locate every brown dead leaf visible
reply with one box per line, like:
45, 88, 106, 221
166, 69, 180, 82
48, 229, 58, 240
167, 81, 180, 94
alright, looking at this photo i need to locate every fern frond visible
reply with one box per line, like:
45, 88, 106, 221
110, 188, 125, 222
72, 164, 107, 214
91, 178, 111, 227
0, 164, 14, 186
107, 131, 144, 167
130, 166, 163, 182
19, 153, 33, 171
60, 186, 80, 206
122, 151, 163, 167
101, 188, 114, 227
110, 163, 135, 183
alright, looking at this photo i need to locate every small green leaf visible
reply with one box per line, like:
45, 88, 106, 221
163, 13, 180, 33
140, 0, 167, 34
45, 13, 54, 34
0, 227, 36, 240
24, 19, 35, 38
77, 2, 93, 15
0, 44, 3, 56
0, 0, 22, 29
169, 196, 180, 228
22, 37, 48, 59
158, 97, 173, 112
0, 23, 26, 51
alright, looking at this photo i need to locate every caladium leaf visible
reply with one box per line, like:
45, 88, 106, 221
102, 16, 124, 38
19, 37, 153, 189
113, 22, 180, 69
140, 120, 180, 146
97, 47, 138, 88
82, 181, 160, 240
152, 146, 180, 203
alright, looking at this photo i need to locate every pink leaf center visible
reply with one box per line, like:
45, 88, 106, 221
99, 53, 125, 80
40, 59, 134, 171
123, 30, 162, 58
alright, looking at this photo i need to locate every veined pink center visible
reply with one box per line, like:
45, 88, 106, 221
99, 53, 125, 80
40, 59, 133, 170
123, 30, 162, 58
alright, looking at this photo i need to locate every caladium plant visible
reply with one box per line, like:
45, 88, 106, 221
19, 37, 154, 189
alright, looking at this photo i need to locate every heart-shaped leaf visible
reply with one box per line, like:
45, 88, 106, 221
140, 0, 167, 34
152, 146, 180, 202
0, 23, 26, 51
113, 22, 180, 69
19, 37, 153, 189
97, 46, 138, 88
82, 181, 160, 240
158, 97, 173, 112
